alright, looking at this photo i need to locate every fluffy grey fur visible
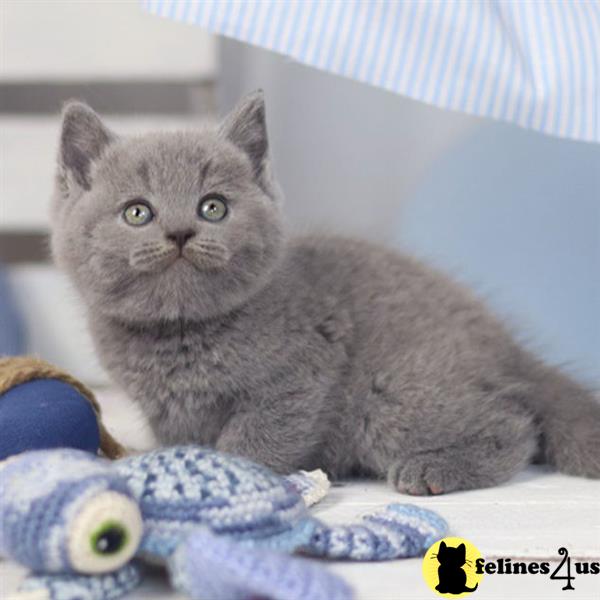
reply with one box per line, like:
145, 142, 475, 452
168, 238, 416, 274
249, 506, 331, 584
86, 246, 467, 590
51, 92, 600, 495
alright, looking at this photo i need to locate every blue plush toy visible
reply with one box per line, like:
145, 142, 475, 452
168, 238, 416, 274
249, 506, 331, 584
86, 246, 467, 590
0, 356, 125, 460
0, 446, 448, 600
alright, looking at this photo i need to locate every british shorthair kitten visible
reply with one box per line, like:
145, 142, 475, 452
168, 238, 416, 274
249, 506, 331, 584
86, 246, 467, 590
51, 92, 600, 494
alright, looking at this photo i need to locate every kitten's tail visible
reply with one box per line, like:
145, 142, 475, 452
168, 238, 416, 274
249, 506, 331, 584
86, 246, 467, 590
526, 365, 600, 478
464, 583, 479, 592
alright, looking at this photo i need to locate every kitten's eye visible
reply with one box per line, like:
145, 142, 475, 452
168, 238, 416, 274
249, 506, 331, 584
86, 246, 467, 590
123, 201, 153, 226
198, 195, 227, 222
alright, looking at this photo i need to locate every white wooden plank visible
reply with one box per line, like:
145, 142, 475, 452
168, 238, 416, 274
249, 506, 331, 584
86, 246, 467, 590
95, 388, 157, 452
329, 557, 600, 600
0, 115, 208, 231
2, 557, 598, 600
315, 478, 600, 560
7, 265, 109, 386
0, 1, 215, 81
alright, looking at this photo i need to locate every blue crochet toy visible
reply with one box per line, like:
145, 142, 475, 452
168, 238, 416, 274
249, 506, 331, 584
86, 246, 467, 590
0, 446, 448, 600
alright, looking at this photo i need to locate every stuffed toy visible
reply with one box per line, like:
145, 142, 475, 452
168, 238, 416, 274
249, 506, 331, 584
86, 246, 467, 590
0, 446, 448, 600
0, 356, 125, 460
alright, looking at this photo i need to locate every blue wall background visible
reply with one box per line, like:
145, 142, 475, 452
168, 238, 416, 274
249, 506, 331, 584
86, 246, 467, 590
221, 39, 599, 388
398, 122, 599, 385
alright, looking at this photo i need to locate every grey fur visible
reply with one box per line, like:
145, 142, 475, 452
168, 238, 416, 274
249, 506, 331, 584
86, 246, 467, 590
51, 92, 600, 495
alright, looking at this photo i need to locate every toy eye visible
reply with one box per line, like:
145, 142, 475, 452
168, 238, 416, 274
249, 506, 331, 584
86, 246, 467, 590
91, 521, 128, 555
198, 195, 227, 222
68, 491, 143, 574
123, 201, 153, 226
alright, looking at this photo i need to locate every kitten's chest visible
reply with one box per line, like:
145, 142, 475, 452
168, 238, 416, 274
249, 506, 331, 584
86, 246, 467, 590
98, 315, 284, 402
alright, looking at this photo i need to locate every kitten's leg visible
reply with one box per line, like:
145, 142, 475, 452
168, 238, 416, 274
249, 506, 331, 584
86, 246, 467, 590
362, 385, 538, 495
216, 384, 330, 474
387, 420, 535, 495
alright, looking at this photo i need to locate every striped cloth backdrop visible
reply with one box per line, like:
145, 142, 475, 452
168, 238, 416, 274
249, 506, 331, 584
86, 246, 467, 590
142, 0, 600, 144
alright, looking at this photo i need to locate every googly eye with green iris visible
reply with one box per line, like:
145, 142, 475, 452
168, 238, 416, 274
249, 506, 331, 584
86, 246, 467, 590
68, 491, 142, 574
91, 521, 129, 556
198, 195, 228, 222
123, 201, 153, 226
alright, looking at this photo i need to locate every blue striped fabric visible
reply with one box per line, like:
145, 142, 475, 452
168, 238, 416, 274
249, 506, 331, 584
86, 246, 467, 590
142, 0, 600, 144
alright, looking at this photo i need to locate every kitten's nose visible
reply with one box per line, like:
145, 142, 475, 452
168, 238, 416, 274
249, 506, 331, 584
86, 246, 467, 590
166, 229, 196, 250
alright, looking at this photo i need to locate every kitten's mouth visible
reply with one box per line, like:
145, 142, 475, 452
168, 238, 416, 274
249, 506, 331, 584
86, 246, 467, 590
129, 240, 230, 274
181, 241, 231, 270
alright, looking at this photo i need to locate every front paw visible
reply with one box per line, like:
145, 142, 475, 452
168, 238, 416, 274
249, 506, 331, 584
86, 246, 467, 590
388, 456, 469, 496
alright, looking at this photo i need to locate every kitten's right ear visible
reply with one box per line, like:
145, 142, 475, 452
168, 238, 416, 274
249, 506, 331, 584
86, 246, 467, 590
439, 541, 447, 550
58, 101, 115, 192
219, 90, 268, 177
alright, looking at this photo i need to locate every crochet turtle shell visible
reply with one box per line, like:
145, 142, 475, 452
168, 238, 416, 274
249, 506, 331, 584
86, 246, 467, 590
115, 446, 316, 557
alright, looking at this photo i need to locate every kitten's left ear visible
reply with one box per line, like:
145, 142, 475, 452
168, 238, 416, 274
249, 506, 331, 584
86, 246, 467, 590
58, 101, 116, 192
219, 90, 269, 178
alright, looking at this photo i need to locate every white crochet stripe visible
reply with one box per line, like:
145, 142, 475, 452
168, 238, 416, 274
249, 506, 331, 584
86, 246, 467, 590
285, 469, 330, 507
142, 0, 600, 144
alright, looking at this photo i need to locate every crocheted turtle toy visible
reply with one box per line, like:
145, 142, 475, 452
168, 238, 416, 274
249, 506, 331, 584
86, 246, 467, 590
1, 446, 448, 600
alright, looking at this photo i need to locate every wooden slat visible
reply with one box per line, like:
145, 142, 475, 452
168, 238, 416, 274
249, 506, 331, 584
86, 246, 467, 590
0, 81, 214, 115
0, 232, 50, 264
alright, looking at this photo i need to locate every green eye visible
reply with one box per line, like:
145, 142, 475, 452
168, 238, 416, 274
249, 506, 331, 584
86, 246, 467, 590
123, 201, 153, 226
198, 195, 227, 222
90, 521, 129, 556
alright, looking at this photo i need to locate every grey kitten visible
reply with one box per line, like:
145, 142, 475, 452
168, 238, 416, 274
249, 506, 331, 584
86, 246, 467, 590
51, 91, 600, 495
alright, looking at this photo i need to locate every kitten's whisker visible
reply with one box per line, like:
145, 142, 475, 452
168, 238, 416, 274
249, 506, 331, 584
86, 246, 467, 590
190, 246, 228, 255
129, 242, 178, 273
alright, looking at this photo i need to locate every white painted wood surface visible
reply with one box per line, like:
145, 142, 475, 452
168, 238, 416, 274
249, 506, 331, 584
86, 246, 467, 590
0, 1, 215, 81
2, 390, 598, 600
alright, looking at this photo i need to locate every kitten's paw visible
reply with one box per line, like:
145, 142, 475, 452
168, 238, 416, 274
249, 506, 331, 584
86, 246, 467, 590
387, 457, 470, 496
388, 458, 438, 495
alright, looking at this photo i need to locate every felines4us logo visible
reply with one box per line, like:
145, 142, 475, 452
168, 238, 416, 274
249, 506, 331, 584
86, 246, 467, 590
422, 537, 600, 597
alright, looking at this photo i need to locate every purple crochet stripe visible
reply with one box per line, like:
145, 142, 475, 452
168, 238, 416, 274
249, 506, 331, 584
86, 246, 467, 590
363, 515, 427, 557
174, 528, 353, 600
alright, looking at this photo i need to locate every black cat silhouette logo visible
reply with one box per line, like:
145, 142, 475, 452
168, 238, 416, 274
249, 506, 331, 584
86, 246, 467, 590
423, 537, 484, 597
435, 541, 478, 594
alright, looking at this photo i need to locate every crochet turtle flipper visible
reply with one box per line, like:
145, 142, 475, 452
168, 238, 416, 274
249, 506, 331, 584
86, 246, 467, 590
284, 469, 330, 507
169, 527, 352, 600
15, 563, 142, 600
304, 503, 448, 560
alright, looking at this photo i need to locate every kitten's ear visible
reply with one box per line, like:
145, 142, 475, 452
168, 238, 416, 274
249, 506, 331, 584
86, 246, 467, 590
439, 541, 447, 550
458, 543, 466, 555
58, 101, 115, 192
219, 90, 269, 177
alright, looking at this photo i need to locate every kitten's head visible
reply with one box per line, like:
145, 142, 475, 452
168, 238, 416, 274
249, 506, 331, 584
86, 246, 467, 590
51, 91, 284, 322
437, 542, 466, 566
